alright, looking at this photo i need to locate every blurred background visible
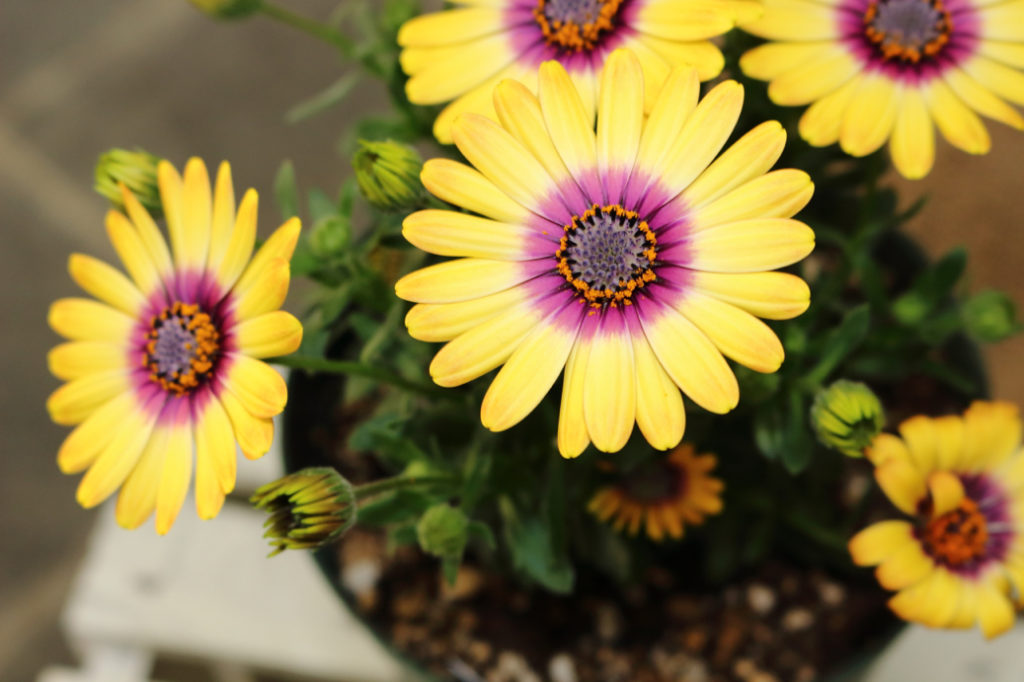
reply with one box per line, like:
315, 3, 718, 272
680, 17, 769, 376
2, 1, 1023, 681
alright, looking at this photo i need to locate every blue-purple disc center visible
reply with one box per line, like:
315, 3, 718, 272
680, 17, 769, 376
865, 0, 952, 61
562, 206, 655, 292
542, 0, 606, 24
150, 315, 199, 377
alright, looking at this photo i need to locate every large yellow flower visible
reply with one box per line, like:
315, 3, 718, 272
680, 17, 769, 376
588, 444, 724, 541
739, 0, 1024, 179
396, 50, 815, 458
47, 158, 303, 534
849, 401, 1024, 638
398, 0, 760, 143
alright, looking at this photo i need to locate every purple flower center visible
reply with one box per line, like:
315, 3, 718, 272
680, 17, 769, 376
144, 301, 221, 396
556, 203, 658, 308
533, 0, 624, 52
864, 0, 953, 63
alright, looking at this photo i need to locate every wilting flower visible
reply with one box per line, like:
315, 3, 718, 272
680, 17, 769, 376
738, 0, 1024, 179
588, 445, 724, 541
397, 50, 815, 457
251, 467, 356, 555
810, 379, 886, 457
47, 157, 303, 533
849, 402, 1024, 638
398, 0, 760, 143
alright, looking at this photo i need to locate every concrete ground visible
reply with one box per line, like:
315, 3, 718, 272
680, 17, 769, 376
1, 2, 1023, 681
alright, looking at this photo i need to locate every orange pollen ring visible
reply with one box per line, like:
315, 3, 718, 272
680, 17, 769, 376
143, 301, 221, 397
533, 0, 625, 53
555, 203, 657, 310
863, 0, 953, 63
920, 497, 989, 567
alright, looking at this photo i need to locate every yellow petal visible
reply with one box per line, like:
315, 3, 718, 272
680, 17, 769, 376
740, 41, 835, 81
402, 210, 539, 260
223, 354, 288, 419
206, 161, 238, 276
849, 520, 915, 566
233, 257, 290, 321
977, 585, 1016, 639
689, 170, 814, 229
876, 541, 934, 590
115, 423, 169, 530
538, 61, 598, 182
865, 432, 912, 466
683, 121, 788, 208
633, 0, 735, 41
405, 287, 525, 342
155, 421, 193, 535
429, 303, 539, 387
688, 218, 815, 273
421, 159, 529, 224
57, 392, 138, 474
962, 401, 1022, 469
840, 75, 901, 157
582, 317, 636, 452
639, 36, 724, 81
104, 209, 164, 297
925, 78, 991, 155
928, 470, 965, 517
179, 157, 213, 271
158, 160, 186, 266
431, 71, 505, 145
47, 372, 129, 426
233, 217, 300, 297
889, 87, 935, 180
875, 457, 927, 515
740, 0, 839, 40
234, 310, 303, 359
944, 66, 1024, 131
76, 407, 158, 509
632, 334, 685, 451
219, 388, 274, 460
636, 66, 700, 178
68, 253, 145, 316
930, 415, 965, 471
691, 271, 810, 321
396, 259, 539, 304
767, 46, 860, 106
480, 310, 580, 432
48, 341, 126, 381
639, 304, 739, 414
676, 294, 784, 373
397, 7, 506, 47
621, 36, 671, 113
898, 415, 939, 472
961, 55, 1024, 108
120, 186, 173, 283
49, 298, 135, 343
799, 76, 861, 147
558, 338, 592, 458
597, 49, 644, 182
195, 398, 235, 519
404, 35, 516, 105
215, 188, 258, 291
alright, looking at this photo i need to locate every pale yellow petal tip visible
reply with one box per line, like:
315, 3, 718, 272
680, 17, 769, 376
114, 512, 148, 531
75, 481, 107, 510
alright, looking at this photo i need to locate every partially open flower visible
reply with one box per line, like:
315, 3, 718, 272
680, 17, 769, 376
94, 148, 163, 218
810, 379, 885, 457
352, 140, 424, 213
850, 401, 1024, 638
251, 467, 357, 555
588, 444, 724, 541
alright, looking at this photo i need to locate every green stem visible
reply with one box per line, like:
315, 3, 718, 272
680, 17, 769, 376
354, 474, 457, 501
258, 2, 354, 55
269, 354, 447, 397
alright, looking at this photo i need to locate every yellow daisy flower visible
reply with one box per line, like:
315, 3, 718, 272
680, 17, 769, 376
588, 444, 724, 541
398, 0, 761, 143
849, 401, 1024, 638
738, 0, 1024, 179
396, 49, 816, 457
47, 158, 303, 534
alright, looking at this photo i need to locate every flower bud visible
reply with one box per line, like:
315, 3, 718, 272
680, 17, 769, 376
94, 148, 163, 218
416, 503, 468, 560
309, 216, 351, 259
963, 290, 1021, 343
352, 140, 423, 212
810, 380, 885, 458
250, 467, 356, 555
187, 0, 263, 19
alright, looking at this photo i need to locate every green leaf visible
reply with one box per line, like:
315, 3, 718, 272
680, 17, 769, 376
358, 489, 436, 526
468, 520, 496, 550
273, 160, 299, 220
442, 556, 460, 586
349, 415, 430, 467
804, 304, 871, 386
285, 72, 361, 124
386, 523, 418, 553
499, 498, 574, 593
891, 248, 967, 325
308, 188, 339, 223
754, 391, 813, 473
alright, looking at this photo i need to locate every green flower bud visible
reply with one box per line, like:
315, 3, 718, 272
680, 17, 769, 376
416, 503, 468, 560
308, 216, 351, 259
187, 0, 263, 19
352, 140, 423, 212
250, 467, 356, 556
963, 290, 1021, 343
94, 148, 163, 218
810, 380, 885, 458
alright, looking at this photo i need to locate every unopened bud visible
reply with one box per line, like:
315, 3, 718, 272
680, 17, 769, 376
187, 0, 263, 19
95, 148, 163, 217
963, 290, 1021, 343
309, 216, 351, 259
810, 380, 885, 458
416, 503, 468, 560
251, 467, 356, 555
353, 139, 423, 212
